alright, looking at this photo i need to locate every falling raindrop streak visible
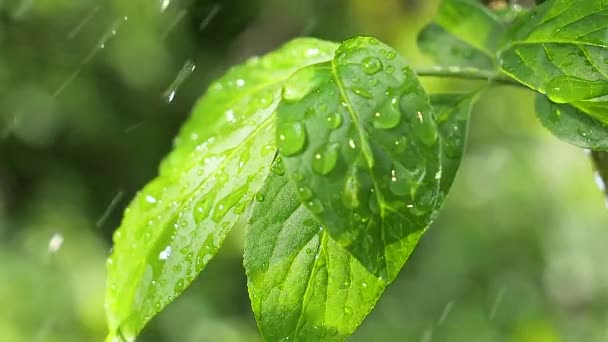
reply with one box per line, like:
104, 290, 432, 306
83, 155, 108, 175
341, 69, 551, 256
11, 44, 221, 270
489, 287, 506, 320
48, 233, 64, 254
420, 328, 433, 342
124, 121, 145, 134
54, 16, 128, 97
199, 4, 222, 31
67, 5, 100, 40
437, 300, 454, 325
83, 16, 128, 64
96, 189, 125, 228
162, 59, 197, 103
160, 0, 171, 12
161, 9, 188, 40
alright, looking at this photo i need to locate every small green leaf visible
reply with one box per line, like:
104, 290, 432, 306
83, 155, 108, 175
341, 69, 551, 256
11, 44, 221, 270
431, 93, 478, 193
498, 0, 608, 123
244, 170, 385, 342
277, 36, 441, 280
105, 38, 338, 341
536, 95, 608, 150
418, 0, 505, 70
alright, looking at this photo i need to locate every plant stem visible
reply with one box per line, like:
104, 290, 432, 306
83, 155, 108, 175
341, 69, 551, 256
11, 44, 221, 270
415, 66, 524, 88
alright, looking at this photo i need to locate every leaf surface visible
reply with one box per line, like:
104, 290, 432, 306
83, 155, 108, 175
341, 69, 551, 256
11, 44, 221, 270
498, 0, 608, 123
105, 38, 339, 341
418, 0, 505, 70
276, 37, 441, 280
536, 94, 608, 150
431, 93, 477, 193
244, 170, 384, 342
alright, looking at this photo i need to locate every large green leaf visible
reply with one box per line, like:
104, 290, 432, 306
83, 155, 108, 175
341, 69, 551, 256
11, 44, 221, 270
276, 37, 441, 280
431, 93, 478, 193
105, 38, 339, 341
498, 0, 608, 123
244, 169, 384, 342
536, 94, 608, 150
418, 0, 505, 70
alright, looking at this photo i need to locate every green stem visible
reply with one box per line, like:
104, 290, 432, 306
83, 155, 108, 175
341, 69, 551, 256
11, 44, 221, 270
415, 66, 523, 88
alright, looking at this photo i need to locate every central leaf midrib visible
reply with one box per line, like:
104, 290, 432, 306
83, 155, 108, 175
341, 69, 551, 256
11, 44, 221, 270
330, 57, 390, 275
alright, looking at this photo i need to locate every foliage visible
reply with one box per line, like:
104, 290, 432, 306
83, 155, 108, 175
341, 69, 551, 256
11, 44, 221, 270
100, 0, 608, 341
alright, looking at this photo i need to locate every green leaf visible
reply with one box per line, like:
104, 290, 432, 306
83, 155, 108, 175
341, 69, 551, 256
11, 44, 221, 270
498, 0, 608, 123
276, 36, 441, 280
105, 38, 339, 341
536, 94, 608, 150
591, 151, 608, 202
244, 170, 384, 342
418, 0, 505, 70
431, 93, 478, 193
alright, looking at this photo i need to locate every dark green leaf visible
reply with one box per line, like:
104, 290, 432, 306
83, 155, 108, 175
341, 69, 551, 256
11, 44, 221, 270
276, 36, 441, 280
431, 93, 478, 193
105, 38, 339, 341
591, 151, 608, 202
244, 170, 384, 342
536, 94, 608, 150
498, 0, 608, 123
418, 0, 505, 70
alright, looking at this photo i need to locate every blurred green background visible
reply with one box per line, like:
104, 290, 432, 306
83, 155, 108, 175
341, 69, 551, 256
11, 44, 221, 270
1, 0, 607, 341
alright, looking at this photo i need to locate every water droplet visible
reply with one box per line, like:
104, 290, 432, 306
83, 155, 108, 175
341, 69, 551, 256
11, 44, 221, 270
400, 93, 437, 145
193, 198, 212, 224
385, 65, 395, 73
361, 282, 367, 288
278, 122, 307, 156
255, 193, 265, 202
312, 144, 339, 175
384, 50, 396, 59
305, 248, 312, 254
344, 306, 353, 316
352, 86, 373, 98
306, 199, 324, 214
394, 136, 407, 153
257, 92, 274, 109
362, 57, 383, 74
298, 186, 314, 200
293, 172, 305, 182
271, 157, 286, 176
373, 96, 401, 129
326, 112, 343, 129
174, 279, 185, 293
159, 245, 172, 260
162, 59, 196, 103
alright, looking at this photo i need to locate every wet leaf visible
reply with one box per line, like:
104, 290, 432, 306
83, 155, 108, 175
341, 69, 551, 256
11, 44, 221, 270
431, 93, 478, 193
105, 38, 339, 341
276, 36, 442, 280
498, 0, 608, 123
591, 151, 608, 202
536, 95, 608, 150
418, 0, 505, 70
244, 170, 384, 342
